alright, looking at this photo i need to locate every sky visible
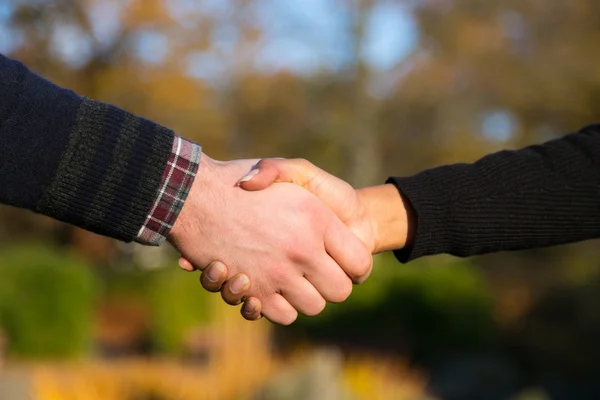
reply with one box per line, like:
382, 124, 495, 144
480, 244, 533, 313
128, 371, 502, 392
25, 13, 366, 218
0, 0, 515, 140
0, 0, 418, 74
253, 0, 417, 73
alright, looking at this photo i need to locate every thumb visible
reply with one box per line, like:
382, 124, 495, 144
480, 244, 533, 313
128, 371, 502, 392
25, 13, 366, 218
238, 158, 357, 224
237, 159, 317, 191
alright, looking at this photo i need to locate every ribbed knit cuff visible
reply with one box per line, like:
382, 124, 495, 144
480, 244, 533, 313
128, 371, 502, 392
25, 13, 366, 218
36, 98, 174, 242
386, 164, 474, 263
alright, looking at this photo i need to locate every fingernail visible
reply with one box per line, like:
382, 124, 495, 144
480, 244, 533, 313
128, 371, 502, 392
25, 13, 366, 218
237, 169, 259, 185
230, 275, 250, 294
244, 299, 257, 314
206, 262, 225, 282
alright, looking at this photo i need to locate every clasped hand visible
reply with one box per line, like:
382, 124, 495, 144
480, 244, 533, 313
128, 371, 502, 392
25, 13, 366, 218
169, 157, 409, 325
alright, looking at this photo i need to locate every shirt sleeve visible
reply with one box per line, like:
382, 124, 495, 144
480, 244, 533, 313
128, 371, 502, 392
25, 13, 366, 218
388, 124, 600, 263
0, 53, 175, 242
136, 136, 202, 246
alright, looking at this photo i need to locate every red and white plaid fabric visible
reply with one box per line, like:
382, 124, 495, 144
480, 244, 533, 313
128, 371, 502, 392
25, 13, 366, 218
136, 136, 201, 246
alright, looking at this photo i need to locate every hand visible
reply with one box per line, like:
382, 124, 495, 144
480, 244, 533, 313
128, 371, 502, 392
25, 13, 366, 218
169, 155, 373, 325
239, 159, 378, 254
193, 158, 413, 321
237, 159, 411, 255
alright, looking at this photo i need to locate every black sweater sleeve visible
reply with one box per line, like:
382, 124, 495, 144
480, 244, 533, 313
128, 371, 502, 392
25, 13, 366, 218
0, 54, 174, 241
388, 125, 600, 263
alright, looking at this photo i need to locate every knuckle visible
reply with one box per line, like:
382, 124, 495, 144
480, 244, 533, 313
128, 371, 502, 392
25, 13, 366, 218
304, 297, 327, 317
263, 296, 298, 325
294, 158, 313, 170
353, 251, 373, 281
280, 311, 298, 326
283, 239, 311, 266
327, 278, 353, 303
269, 263, 294, 286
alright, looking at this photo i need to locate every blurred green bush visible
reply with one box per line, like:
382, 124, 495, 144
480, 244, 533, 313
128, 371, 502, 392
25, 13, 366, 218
98, 256, 214, 355
0, 244, 96, 358
146, 267, 213, 354
0, 242, 496, 362
286, 253, 496, 362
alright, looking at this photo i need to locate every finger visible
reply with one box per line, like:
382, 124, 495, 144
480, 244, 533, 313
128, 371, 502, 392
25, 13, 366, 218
238, 159, 318, 191
199, 261, 228, 293
241, 297, 263, 321
304, 256, 353, 303
261, 294, 298, 326
238, 159, 356, 223
324, 218, 373, 284
220, 273, 251, 306
179, 256, 214, 272
281, 278, 327, 317
178, 257, 196, 272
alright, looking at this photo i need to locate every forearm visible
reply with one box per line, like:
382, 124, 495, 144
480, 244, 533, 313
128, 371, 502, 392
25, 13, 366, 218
0, 54, 177, 242
385, 125, 600, 262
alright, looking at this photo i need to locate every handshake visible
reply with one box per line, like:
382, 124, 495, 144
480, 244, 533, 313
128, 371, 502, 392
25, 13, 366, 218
168, 155, 413, 325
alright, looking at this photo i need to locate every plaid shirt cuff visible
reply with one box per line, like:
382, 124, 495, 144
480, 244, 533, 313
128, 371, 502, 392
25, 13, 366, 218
136, 136, 202, 246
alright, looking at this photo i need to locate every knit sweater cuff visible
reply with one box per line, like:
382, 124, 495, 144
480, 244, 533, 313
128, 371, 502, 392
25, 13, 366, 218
36, 98, 174, 242
386, 164, 473, 263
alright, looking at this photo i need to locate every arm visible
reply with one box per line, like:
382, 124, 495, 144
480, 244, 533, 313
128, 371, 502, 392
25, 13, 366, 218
0, 53, 174, 243
210, 126, 600, 319
388, 125, 600, 261
1, 54, 372, 325
235, 126, 600, 260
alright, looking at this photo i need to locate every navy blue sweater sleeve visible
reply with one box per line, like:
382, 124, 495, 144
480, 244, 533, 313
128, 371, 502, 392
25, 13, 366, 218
388, 125, 600, 262
0, 54, 174, 241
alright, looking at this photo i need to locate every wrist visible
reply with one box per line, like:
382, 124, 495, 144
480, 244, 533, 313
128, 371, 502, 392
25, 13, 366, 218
167, 154, 265, 251
168, 154, 252, 242
356, 184, 414, 254
191, 152, 216, 189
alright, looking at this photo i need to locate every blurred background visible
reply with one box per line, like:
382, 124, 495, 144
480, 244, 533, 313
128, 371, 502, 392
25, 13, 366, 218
1, 0, 600, 399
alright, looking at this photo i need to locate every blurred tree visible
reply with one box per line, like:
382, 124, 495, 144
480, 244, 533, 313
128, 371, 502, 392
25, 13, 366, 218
388, 0, 600, 320
386, 0, 600, 165
2, 1, 600, 390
